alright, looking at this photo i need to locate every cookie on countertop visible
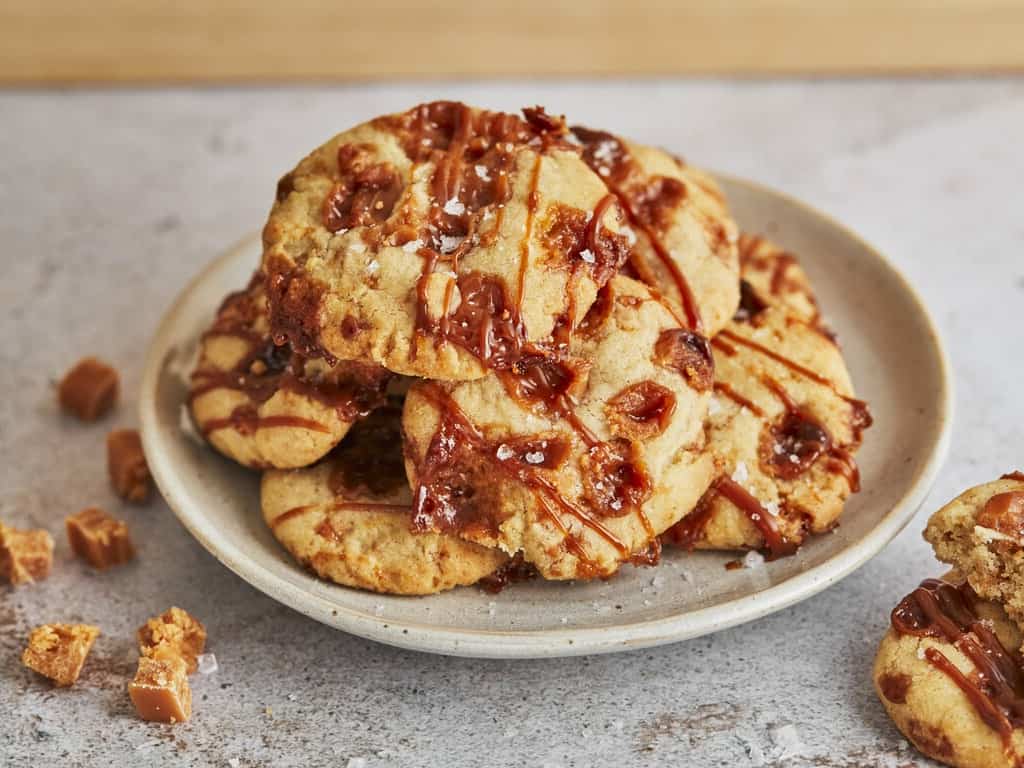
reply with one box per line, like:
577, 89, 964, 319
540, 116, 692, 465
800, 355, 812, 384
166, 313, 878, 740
402, 275, 716, 581
663, 240, 870, 556
262, 400, 507, 595
570, 127, 740, 337
874, 573, 1024, 768
189, 275, 391, 469
925, 472, 1024, 637
262, 101, 635, 381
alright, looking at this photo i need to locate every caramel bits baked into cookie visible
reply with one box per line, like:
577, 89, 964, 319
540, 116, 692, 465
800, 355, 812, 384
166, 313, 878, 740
22, 623, 100, 687
402, 275, 716, 580
925, 472, 1024, 637
570, 128, 740, 336
665, 238, 870, 556
262, 102, 634, 381
262, 400, 507, 594
875, 575, 1024, 768
189, 274, 391, 469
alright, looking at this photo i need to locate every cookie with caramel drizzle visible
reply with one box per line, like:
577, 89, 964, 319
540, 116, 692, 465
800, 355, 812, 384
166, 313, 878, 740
189, 274, 391, 469
402, 275, 716, 581
261, 401, 506, 595
262, 101, 634, 382
664, 238, 870, 557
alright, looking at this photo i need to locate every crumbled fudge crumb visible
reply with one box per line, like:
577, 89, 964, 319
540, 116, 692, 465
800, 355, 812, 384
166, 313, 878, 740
58, 357, 119, 421
0, 523, 54, 585
128, 656, 192, 723
22, 623, 100, 686
138, 607, 206, 673
66, 507, 135, 569
107, 429, 151, 503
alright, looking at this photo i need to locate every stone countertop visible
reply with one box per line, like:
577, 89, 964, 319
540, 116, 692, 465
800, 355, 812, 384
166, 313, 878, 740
2, 79, 1023, 767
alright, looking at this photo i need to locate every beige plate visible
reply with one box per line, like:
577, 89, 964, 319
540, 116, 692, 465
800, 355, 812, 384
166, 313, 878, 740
140, 176, 952, 658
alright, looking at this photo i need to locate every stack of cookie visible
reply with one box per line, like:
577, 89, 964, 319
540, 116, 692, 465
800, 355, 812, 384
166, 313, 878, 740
188, 102, 871, 595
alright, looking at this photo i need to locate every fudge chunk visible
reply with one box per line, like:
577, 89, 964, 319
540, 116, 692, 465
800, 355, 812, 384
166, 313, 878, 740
138, 607, 206, 673
107, 429, 151, 503
22, 623, 100, 686
0, 523, 54, 585
66, 507, 135, 569
128, 656, 192, 723
59, 357, 119, 421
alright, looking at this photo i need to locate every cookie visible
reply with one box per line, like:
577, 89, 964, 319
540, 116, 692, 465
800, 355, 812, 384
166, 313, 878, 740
190, 275, 391, 469
261, 401, 506, 595
402, 275, 716, 580
570, 127, 739, 336
736, 233, 822, 326
925, 473, 1024, 634
262, 101, 634, 382
664, 300, 870, 556
874, 575, 1024, 768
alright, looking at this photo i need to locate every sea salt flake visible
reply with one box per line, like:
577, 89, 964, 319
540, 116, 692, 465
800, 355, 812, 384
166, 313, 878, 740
917, 645, 927, 660
609, 498, 623, 511
374, 604, 385, 616
349, 241, 366, 254
439, 235, 464, 254
579, 249, 596, 264
474, 165, 491, 181
365, 259, 379, 274
402, 239, 422, 253
496, 444, 514, 461
228, 760, 241, 768
287, 693, 297, 702
789, 454, 800, 464
443, 198, 465, 216
196, 653, 218, 675
731, 461, 749, 485
743, 550, 766, 569
524, 451, 545, 465
707, 397, 722, 416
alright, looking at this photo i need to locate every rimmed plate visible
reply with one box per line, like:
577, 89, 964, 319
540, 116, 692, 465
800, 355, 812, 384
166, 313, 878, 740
139, 175, 952, 658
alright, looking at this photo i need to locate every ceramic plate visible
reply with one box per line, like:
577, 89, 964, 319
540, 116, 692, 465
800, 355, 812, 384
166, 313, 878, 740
139, 175, 952, 658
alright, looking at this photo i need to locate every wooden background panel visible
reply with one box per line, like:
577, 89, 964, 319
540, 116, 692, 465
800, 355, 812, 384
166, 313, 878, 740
3, 0, 1024, 83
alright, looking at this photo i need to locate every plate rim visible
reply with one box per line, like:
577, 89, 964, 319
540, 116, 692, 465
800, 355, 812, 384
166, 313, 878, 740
139, 174, 953, 658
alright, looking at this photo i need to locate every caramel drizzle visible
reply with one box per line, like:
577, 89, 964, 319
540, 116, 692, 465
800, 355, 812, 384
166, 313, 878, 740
201, 411, 331, 438
713, 329, 871, 421
712, 477, 797, 559
413, 384, 634, 571
891, 579, 1024, 750
712, 381, 765, 417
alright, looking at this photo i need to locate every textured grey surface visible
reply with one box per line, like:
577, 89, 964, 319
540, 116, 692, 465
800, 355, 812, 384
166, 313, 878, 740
2, 79, 1023, 767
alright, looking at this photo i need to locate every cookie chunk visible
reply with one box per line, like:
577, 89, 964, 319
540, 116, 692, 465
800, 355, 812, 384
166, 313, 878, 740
262, 401, 506, 595
402, 275, 716, 580
190, 275, 391, 469
665, 301, 869, 555
262, 102, 633, 381
925, 473, 1024, 635
570, 128, 739, 336
874, 575, 1024, 767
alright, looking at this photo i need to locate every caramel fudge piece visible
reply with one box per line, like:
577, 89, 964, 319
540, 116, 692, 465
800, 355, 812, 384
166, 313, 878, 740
58, 357, 119, 421
21, 623, 100, 686
0, 523, 54, 585
128, 656, 192, 723
138, 607, 206, 673
66, 507, 135, 569
107, 429, 151, 503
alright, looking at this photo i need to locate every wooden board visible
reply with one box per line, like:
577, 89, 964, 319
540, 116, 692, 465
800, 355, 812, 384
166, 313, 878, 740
3, 1, 1024, 83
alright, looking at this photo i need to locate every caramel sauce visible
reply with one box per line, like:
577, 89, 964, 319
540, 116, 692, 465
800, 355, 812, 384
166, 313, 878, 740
654, 329, 714, 392
891, 579, 1024, 747
714, 477, 797, 559
1002, 471, 1024, 482
478, 553, 538, 594
571, 127, 704, 332
411, 384, 639, 574
327, 401, 408, 498
712, 381, 765, 417
322, 144, 403, 233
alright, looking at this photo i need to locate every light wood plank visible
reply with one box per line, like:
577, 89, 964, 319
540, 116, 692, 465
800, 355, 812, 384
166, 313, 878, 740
3, 1, 1024, 82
